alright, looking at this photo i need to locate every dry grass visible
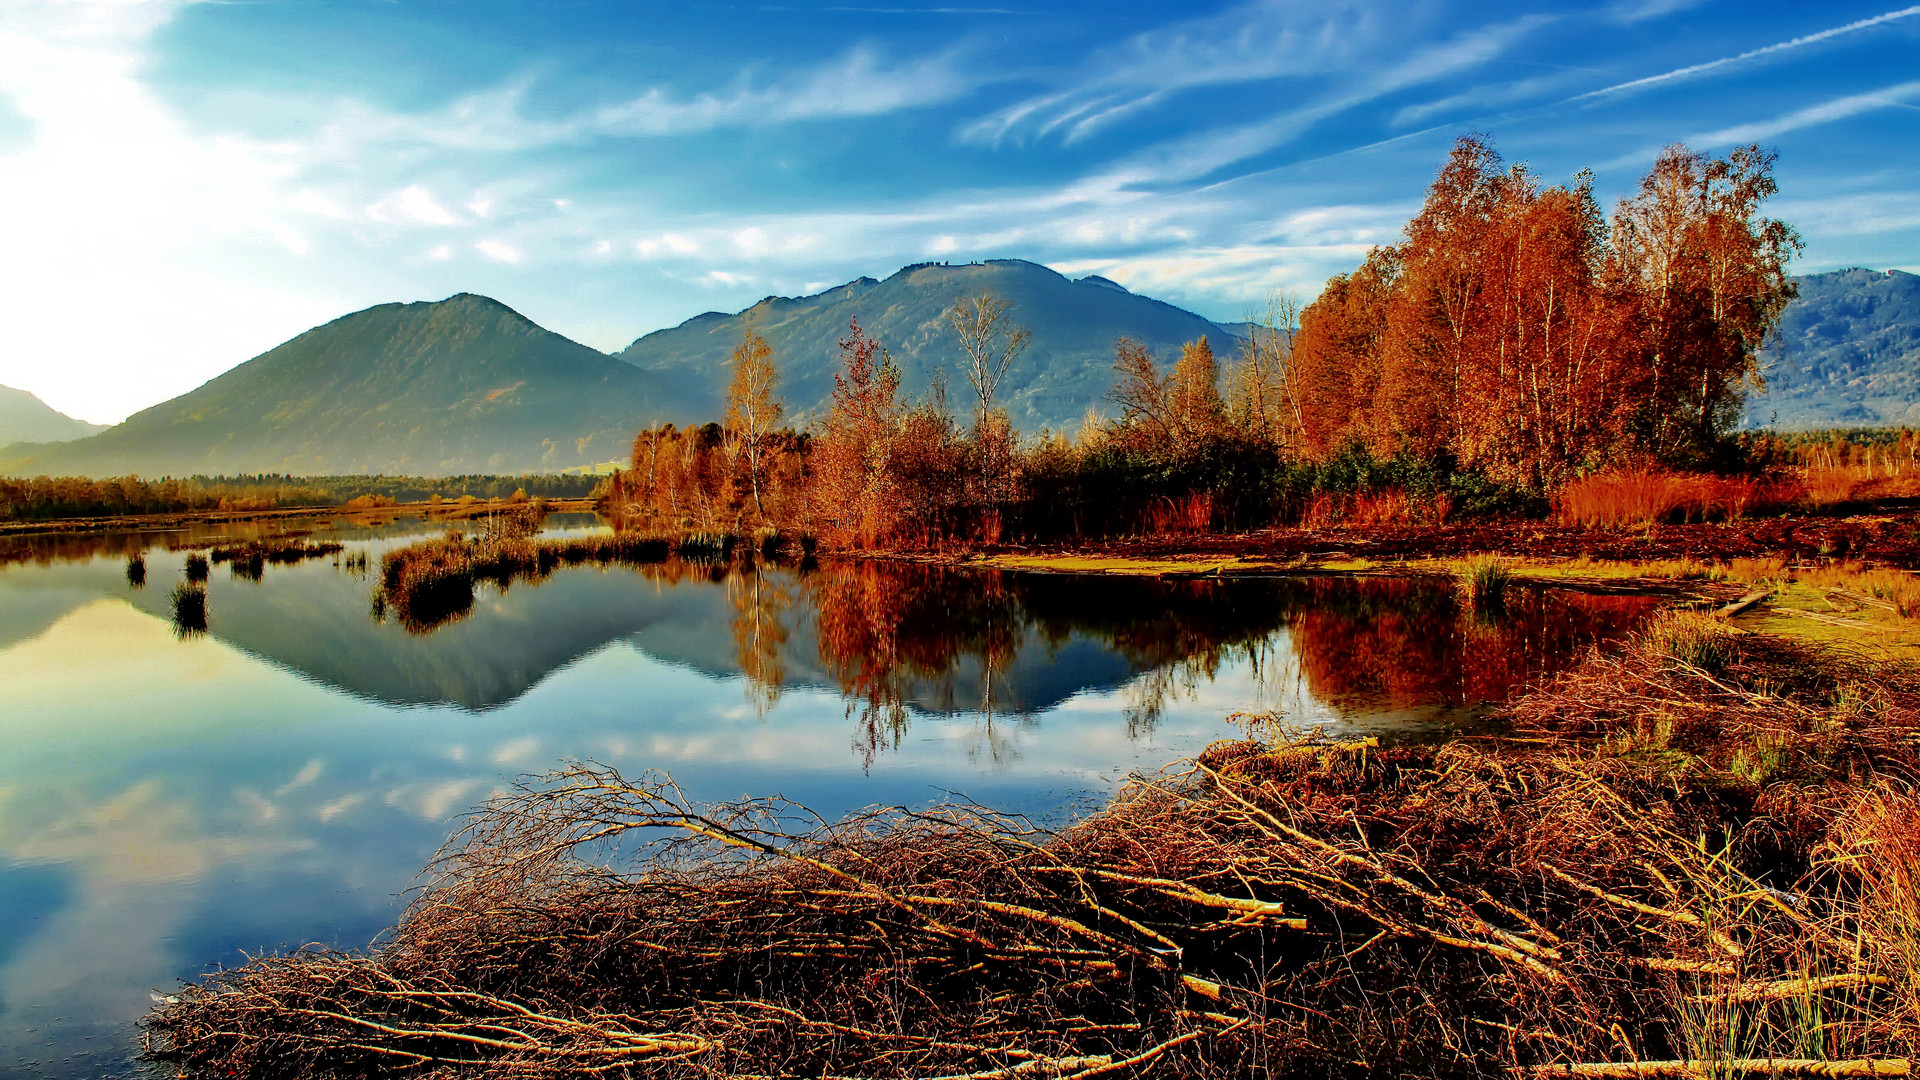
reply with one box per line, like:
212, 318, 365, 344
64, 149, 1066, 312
1555, 470, 1800, 529
146, 620, 1920, 1079
1299, 488, 1453, 529
1797, 562, 1920, 619
1797, 466, 1920, 512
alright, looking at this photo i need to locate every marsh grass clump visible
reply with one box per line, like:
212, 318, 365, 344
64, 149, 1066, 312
212, 538, 346, 572
378, 534, 476, 631
1456, 554, 1511, 608
125, 553, 146, 587
228, 549, 264, 581
184, 553, 209, 583
169, 582, 207, 636
374, 528, 679, 633
676, 531, 738, 562
1641, 610, 1740, 674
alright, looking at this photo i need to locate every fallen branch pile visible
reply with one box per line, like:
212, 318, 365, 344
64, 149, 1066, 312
147, 619, 1920, 1078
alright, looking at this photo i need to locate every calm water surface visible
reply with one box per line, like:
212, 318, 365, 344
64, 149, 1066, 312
0, 515, 1661, 1077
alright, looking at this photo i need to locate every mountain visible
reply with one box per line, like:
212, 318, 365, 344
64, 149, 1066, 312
617, 259, 1247, 433
1751, 268, 1920, 429
0, 385, 106, 447
0, 294, 686, 478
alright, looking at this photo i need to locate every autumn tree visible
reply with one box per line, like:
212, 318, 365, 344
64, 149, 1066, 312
946, 293, 1031, 521
1107, 337, 1172, 449
1166, 336, 1226, 453
813, 318, 902, 546
1107, 336, 1226, 457
1287, 249, 1398, 455
724, 325, 784, 520
1287, 134, 1799, 489
1614, 143, 1802, 460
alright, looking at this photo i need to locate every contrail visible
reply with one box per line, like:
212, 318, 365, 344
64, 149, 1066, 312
1572, 5, 1920, 102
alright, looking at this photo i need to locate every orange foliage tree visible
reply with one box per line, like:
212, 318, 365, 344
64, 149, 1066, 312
1289, 135, 1800, 490
812, 318, 903, 546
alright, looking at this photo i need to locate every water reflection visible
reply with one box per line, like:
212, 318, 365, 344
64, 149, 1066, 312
3, 521, 1662, 734
0, 518, 1662, 1077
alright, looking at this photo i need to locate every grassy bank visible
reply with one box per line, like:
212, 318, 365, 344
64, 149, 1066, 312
145, 612, 1919, 1078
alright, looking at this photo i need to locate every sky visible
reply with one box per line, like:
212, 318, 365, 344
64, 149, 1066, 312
0, 0, 1916, 425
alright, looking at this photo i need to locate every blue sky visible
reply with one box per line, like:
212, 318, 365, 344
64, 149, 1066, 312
1, 0, 1916, 424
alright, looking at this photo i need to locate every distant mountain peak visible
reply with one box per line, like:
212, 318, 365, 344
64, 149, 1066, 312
617, 257, 1245, 432
2, 294, 689, 477
0, 384, 108, 448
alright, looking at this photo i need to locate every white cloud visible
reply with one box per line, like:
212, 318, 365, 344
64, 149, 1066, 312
475, 238, 522, 264
1772, 191, 1920, 236
1606, 0, 1710, 23
368, 184, 462, 225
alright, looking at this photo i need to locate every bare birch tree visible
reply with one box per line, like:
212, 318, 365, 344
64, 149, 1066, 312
724, 326, 783, 520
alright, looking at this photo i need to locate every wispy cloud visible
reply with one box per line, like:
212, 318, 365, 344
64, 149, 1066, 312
1072, 14, 1552, 190
1686, 79, 1920, 146
1604, 0, 1710, 24
959, 0, 1387, 149
592, 46, 979, 136
1572, 5, 1920, 103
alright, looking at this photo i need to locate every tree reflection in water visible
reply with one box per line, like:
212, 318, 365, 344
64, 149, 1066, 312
788, 563, 1662, 763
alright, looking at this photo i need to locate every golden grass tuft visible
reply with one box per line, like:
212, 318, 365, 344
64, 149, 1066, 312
1457, 553, 1512, 606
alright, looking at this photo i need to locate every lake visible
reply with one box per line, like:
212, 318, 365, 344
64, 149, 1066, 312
0, 515, 1661, 1077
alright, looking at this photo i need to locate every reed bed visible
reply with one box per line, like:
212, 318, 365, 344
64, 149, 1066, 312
184, 552, 209, 583
211, 538, 346, 566
1555, 471, 1801, 529
125, 552, 145, 587
146, 618, 1920, 1079
375, 529, 687, 631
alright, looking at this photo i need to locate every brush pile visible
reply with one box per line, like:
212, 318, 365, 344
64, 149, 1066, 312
146, 620, 1920, 1078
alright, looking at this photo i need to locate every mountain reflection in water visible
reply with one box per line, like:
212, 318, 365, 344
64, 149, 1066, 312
2, 522, 1665, 738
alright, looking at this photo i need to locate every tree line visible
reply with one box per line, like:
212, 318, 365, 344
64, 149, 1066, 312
604, 137, 1804, 546
0, 473, 603, 522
